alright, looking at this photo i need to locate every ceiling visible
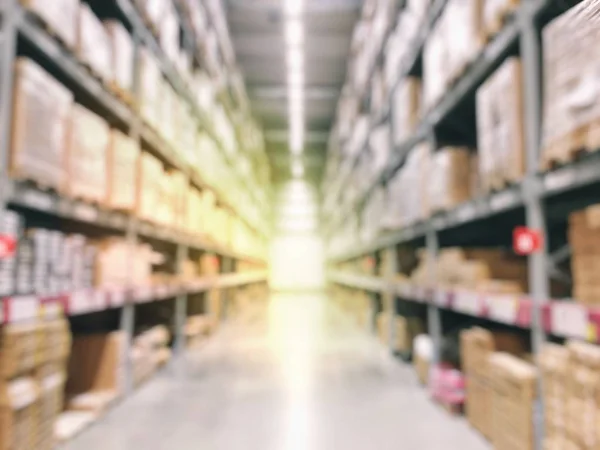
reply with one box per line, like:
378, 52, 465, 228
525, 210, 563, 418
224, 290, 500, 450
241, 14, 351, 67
225, 0, 362, 185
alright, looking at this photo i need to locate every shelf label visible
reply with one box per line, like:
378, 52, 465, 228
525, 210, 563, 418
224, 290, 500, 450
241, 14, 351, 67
544, 168, 576, 193
433, 289, 449, 307
69, 290, 91, 315
490, 191, 515, 212
6, 296, 38, 323
488, 295, 519, 324
134, 286, 153, 303
454, 291, 481, 316
551, 302, 588, 339
22, 190, 53, 211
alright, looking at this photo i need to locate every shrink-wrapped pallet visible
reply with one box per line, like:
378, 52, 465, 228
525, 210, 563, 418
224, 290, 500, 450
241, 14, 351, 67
139, 49, 162, 129
477, 57, 524, 192
104, 21, 134, 96
136, 153, 163, 221
22, 0, 80, 49
428, 147, 472, 212
392, 77, 421, 145
483, 0, 519, 37
10, 59, 72, 191
541, 0, 600, 169
77, 4, 112, 82
423, 0, 483, 109
66, 105, 109, 204
106, 131, 139, 212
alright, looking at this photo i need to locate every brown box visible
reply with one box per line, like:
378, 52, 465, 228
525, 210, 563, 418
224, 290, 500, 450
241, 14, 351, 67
569, 206, 600, 304
10, 58, 72, 191
66, 105, 109, 204
0, 377, 39, 450
77, 4, 112, 82
104, 21, 134, 95
35, 367, 66, 450
376, 313, 424, 353
477, 57, 525, 192
67, 332, 126, 396
0, 323, 39, 379
37, 319, 71, 366
106, 130, 139, 212
428, 147, 473, 212
488, 352, 537, 450
136, 153, 163, 221
22, 0, 80, 49
392, 77, 421, 146
139, 49, 162, 128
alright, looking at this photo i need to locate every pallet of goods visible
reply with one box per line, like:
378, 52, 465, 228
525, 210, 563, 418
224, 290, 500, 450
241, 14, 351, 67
541, 0, 600, 170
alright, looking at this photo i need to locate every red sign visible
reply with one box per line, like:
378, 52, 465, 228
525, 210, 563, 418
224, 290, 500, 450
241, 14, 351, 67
0, 235, 16, 258
513, 227, 543, 255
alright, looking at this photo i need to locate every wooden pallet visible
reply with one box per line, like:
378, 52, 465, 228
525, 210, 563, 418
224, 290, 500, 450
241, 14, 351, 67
484, 0, 520, 41
540, 119, 600, 171
108, 81, 135, 107
22, 8, 76, 53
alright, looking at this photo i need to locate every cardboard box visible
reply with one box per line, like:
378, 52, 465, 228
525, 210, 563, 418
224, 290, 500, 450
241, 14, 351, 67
66, 105, 109, 204
105, 21, 134, 94
10, 58, 72, 191
67, 332, 126, 396
77, 4, 112, 82
392, 77, 421, 146
139, 49, 162, 128
136, 153, 163, 221
35, 367, 66, 450
106, 130, 139, 212
22, 0, 80, 49
0, 377, 39, 450
428, 147, 473, 212
477, 57, 525, 192
0, 323, 39, 379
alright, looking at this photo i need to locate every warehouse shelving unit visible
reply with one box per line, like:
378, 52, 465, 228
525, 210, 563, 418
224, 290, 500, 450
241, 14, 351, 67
0, 0, 270, 443
325, 1, 592, 448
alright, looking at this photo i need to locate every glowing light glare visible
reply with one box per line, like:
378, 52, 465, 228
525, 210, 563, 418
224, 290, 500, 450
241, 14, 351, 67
284, 0, 304, 17
292, 160, 304, 178
285, 20, 304, 46
287, 48, 303, 71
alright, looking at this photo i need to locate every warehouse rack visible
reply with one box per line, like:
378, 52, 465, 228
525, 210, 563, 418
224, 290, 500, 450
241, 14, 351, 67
0, 0, 270, 444
325, 0, 592, 448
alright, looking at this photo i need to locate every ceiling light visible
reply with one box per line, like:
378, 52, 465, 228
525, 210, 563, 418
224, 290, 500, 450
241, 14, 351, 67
284, 0, 304, 17
285, 19, 304, 46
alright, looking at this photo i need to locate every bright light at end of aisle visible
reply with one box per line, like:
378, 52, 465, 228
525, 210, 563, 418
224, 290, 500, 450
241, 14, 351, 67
284, 0, 304, 156
292, 160, 304, 178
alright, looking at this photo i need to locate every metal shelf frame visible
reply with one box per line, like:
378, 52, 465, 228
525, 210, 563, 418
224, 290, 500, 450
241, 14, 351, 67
327, 1, 583, 448
0, 0, 270, 400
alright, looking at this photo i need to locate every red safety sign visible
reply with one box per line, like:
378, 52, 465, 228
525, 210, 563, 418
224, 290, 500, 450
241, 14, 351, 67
513, 227, 543, 255
0, 235, 16, 258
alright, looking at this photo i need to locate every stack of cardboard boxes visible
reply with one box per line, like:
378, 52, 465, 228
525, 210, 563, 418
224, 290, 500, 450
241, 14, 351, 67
0, 318, 71, 450
569, 206, 600, 304
488, 353, 537, 450
376, 313, 424, 354
539, 343, 570, 449
477, 57, 525, 192
411, 247, 528, 294
460, 328, 528, 440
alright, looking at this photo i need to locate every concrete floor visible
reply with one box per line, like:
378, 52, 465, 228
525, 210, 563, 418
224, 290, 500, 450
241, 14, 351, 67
65, 293, 490, 450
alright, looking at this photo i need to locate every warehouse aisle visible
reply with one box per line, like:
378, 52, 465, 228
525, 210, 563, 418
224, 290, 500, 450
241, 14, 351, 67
65, 294, 489, 450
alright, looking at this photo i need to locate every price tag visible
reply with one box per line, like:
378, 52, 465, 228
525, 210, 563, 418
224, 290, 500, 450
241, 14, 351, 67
73, 203, 98, 222
134, 286, 153, 303
454, 291, 482, 316
109, 288, 126, 307
432, 289, 448, 307
92, 290, 107, 312
7, 296, 38, 323
488, 295, 519, 324
551, 302, 588, 339
22, 190, 53, 211
69, 291, 90, 315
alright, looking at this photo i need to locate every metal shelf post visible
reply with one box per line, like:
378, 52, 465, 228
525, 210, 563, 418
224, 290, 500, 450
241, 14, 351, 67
0, 0, 19, 214
520, 5, 548, 449
174, 243, 189, 356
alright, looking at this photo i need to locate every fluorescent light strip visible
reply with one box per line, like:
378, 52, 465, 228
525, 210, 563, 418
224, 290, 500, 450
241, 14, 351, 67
284, 0, 304, 157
